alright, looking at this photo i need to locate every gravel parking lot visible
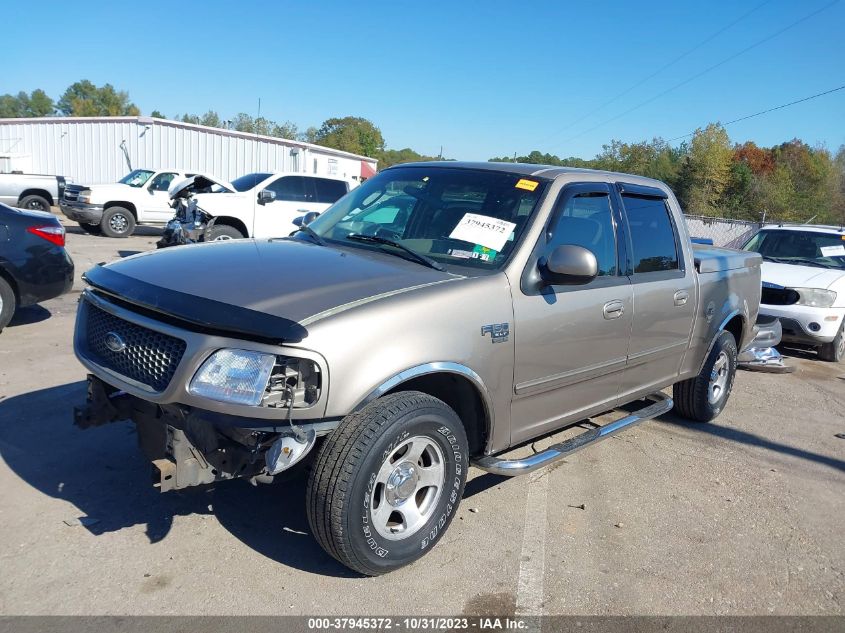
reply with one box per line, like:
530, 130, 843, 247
0, 218, 843, 616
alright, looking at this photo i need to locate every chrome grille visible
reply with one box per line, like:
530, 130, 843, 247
84, 302, 186, 392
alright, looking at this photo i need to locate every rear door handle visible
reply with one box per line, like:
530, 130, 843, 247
674, 290, 689, 306
603, 300, 625, 320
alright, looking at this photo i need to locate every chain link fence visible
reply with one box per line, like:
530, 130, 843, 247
683, 214, 762, 249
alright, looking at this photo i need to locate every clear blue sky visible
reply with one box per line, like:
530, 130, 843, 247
5, 0, 844, 160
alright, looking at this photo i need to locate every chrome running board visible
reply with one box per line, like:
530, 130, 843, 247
472, 392, 673, 476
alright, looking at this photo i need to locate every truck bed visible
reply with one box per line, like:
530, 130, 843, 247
693, 244, 762, 273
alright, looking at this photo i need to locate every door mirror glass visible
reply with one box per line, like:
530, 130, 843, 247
257, 189, 276, 205
293, 211, 321, 227
539, 244, 598, 285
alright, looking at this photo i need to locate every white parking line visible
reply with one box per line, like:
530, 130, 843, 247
515, 469, 550, 624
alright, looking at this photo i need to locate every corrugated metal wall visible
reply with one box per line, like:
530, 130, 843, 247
0, 117, 377, 185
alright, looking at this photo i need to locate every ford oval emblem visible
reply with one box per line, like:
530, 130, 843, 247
104, 332, 127, 353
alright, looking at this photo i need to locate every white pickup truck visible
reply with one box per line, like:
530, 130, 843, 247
190, 172, 354, 240
60, 169, 227, 238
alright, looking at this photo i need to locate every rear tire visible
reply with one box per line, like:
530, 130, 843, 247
205, 224, 244, 241
100, 207, 135, 238
0, 277, 16, 333
19, 195, 51, 212
674, 330, 737, 422
818, 322, 845, 363
306, 391, 468, 576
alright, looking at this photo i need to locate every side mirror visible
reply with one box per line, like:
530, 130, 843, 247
539, 244, 598, 285
293, 211, 321, 227
257, 189, 276, 205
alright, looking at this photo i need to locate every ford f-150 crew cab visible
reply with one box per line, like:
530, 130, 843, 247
72, 162, 762, 575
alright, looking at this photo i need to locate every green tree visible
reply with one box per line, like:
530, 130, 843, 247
378, 147, 440, 169
58, 80, 139, 116
0, 89, 55, 117
150, 109, 166, 119
679, 124, 733, 216
313, 116, 385, 157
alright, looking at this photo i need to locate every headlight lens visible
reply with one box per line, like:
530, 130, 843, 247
78, 190, 92, 204
189, 349, 276, 406
792, 287, 837, 308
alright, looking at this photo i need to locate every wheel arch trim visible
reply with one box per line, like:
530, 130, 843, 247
352, 362, 495, 449
697, 309, 744, 373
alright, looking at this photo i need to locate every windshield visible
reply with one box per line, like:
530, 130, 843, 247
230, 172, 272, 192
305, 166, 548, 271
744, 229, 845, 270
118, 169, 155, 187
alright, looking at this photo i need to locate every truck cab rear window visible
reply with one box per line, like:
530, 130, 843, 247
623, 195, 679, 273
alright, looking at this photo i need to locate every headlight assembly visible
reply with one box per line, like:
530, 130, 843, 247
791, 287, 837, 308
189, 349, 276, 406
189, 349, 321, 408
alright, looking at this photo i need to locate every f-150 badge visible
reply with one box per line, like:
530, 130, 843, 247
481, 323, 509, 343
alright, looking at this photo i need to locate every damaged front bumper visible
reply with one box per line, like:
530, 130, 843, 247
75, 374, 333, 492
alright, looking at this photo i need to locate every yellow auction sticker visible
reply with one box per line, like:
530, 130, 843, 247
515, 178, 539, 192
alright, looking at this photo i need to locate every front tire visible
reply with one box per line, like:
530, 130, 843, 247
205, 224, 244, 241
818, 322, 845, 363
307, 392, 468, 576
100, 207, 136, 238
674, 330, 738, 422
0, 276, 17, 332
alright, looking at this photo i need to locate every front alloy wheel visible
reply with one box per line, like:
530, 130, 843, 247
370, 435, 445, 540
307, 391, 468, 576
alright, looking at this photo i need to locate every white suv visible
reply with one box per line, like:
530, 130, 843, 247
743, 224, 845, 362
193, 172, 353, 240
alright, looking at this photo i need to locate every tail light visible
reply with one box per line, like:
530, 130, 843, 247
27, 224, 66, 247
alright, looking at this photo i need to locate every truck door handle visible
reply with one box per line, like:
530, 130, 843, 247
674, 291, 689, 306
603, 300, 625, 320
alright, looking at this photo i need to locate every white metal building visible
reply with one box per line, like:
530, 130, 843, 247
0, 116, 378, 185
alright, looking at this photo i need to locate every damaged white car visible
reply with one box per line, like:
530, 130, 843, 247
743, 224, 845, 362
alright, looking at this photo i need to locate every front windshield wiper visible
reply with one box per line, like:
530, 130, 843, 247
345, 233, 445, 271
296, 224, 325, 246
763, 256, 837, 269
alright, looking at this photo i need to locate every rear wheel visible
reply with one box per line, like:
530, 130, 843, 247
19, 194, 51, 212
205, 224, 244, 241
307, 391, 468, 576
673, 330, 738, 422
818, 322, 845, 363
0, 277, 16, 332
100, 207, 135, 238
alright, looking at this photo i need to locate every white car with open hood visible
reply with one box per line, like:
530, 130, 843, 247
190, 172, 355, 241
743, 224, 845, 362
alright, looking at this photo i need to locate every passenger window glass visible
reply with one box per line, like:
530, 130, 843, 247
267, 176, 311, 202
314, 178, 348, 203
149, 172, 176, 192
623, 195, 680, 273
547, 192, 617, 276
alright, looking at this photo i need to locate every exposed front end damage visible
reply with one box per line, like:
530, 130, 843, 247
75, 374, 327, 491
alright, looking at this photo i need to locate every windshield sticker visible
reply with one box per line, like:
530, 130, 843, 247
515, 179, 539, 192
449, 213, 517, 252
448, 249, 474, 259
472, 244, 498, 262
820, 245, 845, 257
